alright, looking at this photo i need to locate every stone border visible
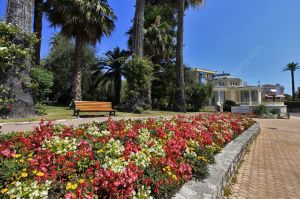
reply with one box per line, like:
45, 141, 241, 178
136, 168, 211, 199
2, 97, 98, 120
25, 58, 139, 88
173, 123, 261, 199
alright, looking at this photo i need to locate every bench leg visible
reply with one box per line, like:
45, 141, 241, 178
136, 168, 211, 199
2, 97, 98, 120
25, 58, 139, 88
109, 111, 115, 116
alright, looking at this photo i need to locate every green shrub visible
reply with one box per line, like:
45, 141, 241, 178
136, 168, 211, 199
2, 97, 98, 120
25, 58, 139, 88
0, 22, 36, 73
157, 98, 168, 110
186, 83, 213, 112
30, 67, 54, 103
253, 105, 268, 116
35, 103, 47, 115
223, 100, 237, 112
124, 56, 153, 112
270, 108, 280, 115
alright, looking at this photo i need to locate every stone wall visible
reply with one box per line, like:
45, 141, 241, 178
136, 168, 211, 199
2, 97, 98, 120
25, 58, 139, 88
173, 123, 261, 199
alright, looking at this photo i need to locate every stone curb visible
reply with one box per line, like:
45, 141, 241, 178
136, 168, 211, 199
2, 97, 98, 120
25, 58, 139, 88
173, 123, 261, 199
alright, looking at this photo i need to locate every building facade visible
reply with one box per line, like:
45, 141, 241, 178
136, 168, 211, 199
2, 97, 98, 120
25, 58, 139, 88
262, 84, 285, 101
207, 73, 262, 106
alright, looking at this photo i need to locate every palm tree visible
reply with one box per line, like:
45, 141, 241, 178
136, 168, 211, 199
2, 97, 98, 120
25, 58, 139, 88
283, 62, 300, 101
144, 16, 175, 64
95, 47, 129, 105
174, 0, 204, 112
45, 0, 116, 101
33, 0, 43, 66
132, 0, 145, 57
5, 0, 35, 118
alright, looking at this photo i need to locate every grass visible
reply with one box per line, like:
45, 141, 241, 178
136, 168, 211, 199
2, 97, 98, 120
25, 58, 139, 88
0, 105, 195, 123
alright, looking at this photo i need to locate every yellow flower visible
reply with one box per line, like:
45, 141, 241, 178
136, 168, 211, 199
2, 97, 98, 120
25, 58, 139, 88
36, 171, 44, 177
71, 183, 78, 190
78, 179, 85, 184
21, 172, 28, 178
27, 158, 33, 161
19, 159, 25, 163
167, 171, 172, 176
66, 182, 72, 190
172, 175, 178, 180
13, 154, 21, 158
1, 188, 8, 194
32, 170, 37, 174
97, 149, 104, 154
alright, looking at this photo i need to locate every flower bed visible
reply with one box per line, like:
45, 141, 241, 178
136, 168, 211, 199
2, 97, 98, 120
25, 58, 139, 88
0, 113, 255, 199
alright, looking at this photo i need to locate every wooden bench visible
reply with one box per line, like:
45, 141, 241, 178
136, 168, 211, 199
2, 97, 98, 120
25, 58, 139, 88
74, 101, 116, 117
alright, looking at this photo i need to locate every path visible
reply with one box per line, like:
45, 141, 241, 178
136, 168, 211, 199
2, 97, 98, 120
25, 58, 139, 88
227, 116, 300, 199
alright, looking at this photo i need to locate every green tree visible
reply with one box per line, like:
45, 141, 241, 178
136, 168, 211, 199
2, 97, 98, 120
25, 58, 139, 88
95, 47, 129, 105
45, 0, 115, 101
144, 16, 175, 63
124, 56, 153, 112
44, 35, 98, 104
283, 62, 300, 101
174, 0, 204, 112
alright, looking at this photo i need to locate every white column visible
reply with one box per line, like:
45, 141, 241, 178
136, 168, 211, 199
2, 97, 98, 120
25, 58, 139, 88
258, 90, 262, 105
249, 90, 252, 105
218, 90, 221, 105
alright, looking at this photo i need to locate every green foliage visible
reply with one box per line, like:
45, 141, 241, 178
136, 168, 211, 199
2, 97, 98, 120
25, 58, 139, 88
270, 108, 280, 115
95, 47, 129, 105
284, 101, 300, 108
223, 100, 238, 112
44, 35, 98, 104
186, 83, 213, 112
253, 105, 268, 116
30, 67, 54, 102
0, 22, 36, 73
35, 103, 47, 115
45, 0, 115, 45
124, 56, 154, 112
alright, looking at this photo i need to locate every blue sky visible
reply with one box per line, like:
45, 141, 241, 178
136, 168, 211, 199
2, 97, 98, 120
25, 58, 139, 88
1, 0, 300, 94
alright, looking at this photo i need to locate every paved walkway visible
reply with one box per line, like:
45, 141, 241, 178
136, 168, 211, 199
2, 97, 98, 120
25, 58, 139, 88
227, 116, 300, 199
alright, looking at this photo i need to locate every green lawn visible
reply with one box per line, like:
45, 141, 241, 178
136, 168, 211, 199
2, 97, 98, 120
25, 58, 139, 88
0, 105, 195, 123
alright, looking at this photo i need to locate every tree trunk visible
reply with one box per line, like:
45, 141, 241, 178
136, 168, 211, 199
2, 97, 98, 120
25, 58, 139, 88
114, 70, 121, 105
174, 0, 186, 112
6, 0, 33, 33
291, 70, 295, 101
72, 36, 83, 101
33, 0, 43, 66
4, 0, 35, 118
132, 0, 145, 57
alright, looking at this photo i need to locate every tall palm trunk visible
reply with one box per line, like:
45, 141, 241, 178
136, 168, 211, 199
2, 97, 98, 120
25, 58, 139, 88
73, 36, 83, 101
33, 0, 43, 66
133, 0, 145, 57
133, 0, 152, 109
114, 70, 121, 105
4, 0, 35, 118
174, 0, 186, 112
291, 70, 295, 101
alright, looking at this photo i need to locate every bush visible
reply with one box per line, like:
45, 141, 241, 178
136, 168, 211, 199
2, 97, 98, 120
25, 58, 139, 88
253, 105, 268, 116
0, 22, 36, 73
124, 56, 153, 112
223, 100, 237, 112
30, 67, 54, 103
35, 103, 47, 115
186, 84, 213, 112
270, 108, 280, 115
